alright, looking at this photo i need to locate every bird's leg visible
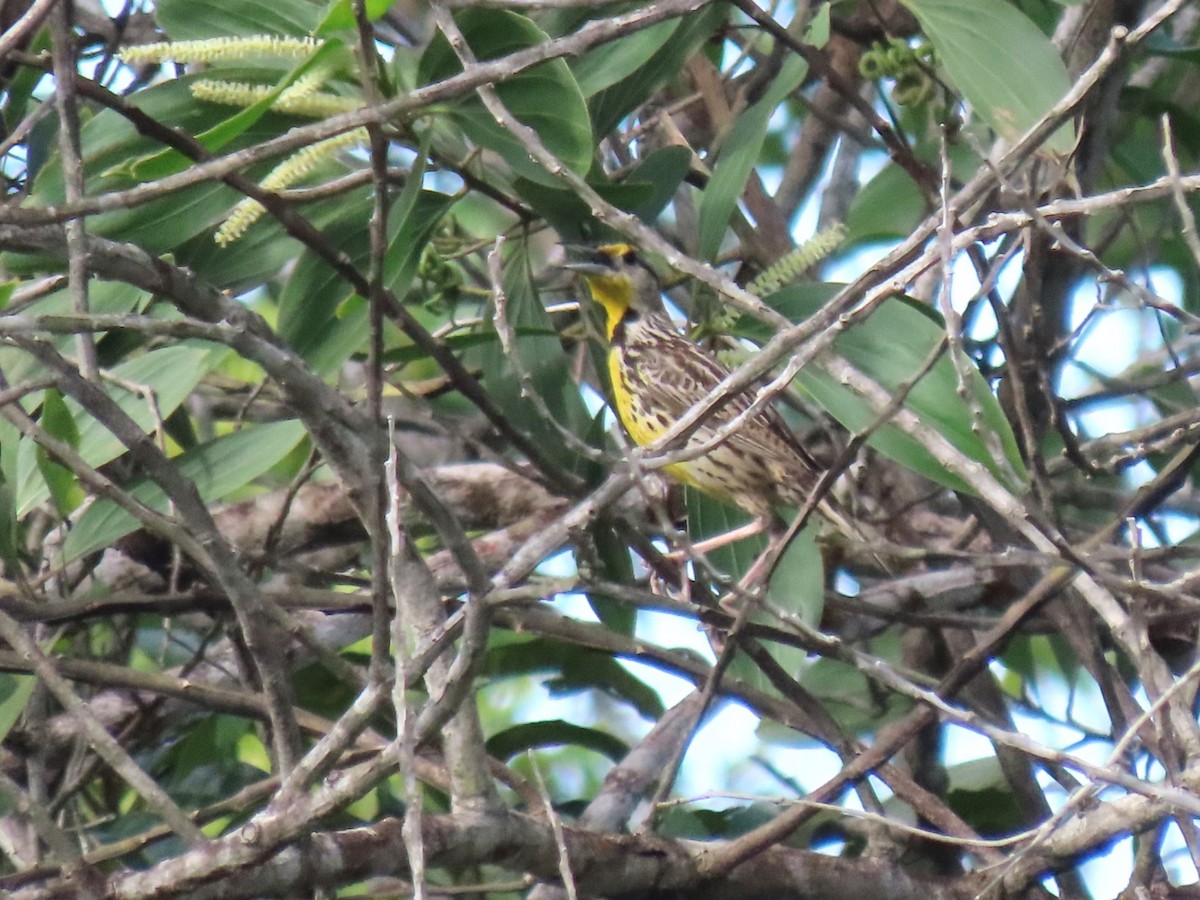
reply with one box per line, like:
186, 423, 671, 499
660, 516, 783, 609
658, 516, 770, 603
685, 517, 769, 555
719, 522, 793, 613
654, 514, 765, 566
648, 550, 691, 603
647, 519, 774, 605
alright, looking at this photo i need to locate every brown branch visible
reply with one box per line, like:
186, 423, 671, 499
91, 809, 989, 900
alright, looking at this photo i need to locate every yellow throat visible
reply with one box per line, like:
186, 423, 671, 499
579, 244, 639, 340
570, 245, 670, 448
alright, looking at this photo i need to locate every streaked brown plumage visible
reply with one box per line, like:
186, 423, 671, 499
565, 242, 825, 526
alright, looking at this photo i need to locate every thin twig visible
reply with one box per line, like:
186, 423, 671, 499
1160, 114, 1200, 273
49, 0, 97, 381
529, 753, 578, 900
386, 421, 427, 900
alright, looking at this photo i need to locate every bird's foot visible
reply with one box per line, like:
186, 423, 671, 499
683, 518, 769, 555
716, 527, 793, 613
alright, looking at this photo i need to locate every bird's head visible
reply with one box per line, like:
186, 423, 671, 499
563, 243, 663, 339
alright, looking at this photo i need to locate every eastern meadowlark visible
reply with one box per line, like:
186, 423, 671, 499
565, 242, 835, 538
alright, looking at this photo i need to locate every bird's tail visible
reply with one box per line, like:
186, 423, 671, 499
815, 496, 893, 573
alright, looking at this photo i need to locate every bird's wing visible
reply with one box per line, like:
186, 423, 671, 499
633, 334, 822, 477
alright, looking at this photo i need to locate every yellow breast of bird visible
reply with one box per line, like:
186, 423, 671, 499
603, 317, 818, 519
608, 347, 663, 446
607, 344, 718, 491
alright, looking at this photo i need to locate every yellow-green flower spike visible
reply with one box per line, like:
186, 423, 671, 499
748, 224, 848, 297
258, 128, 367, 191
120, 35, 322, 65
214, 128, 368, 246
191, 78, 361, 118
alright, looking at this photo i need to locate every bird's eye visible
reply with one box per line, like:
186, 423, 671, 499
621, 249, 637, 265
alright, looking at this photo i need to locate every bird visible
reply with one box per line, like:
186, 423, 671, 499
563, 242, 846, 549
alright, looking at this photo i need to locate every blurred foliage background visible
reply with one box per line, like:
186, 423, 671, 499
2, 0, 1200, 897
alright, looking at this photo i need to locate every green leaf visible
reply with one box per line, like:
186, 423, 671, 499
63, 420, 308, 563
901, 0, 1075, 155
626, 146, 694, 222
277, 134, 435, 363
0, 281, 151, 386
845, 144, 980, 244
0, 417, 20, 498
2, 31, 48, 139
485, 637, 664, 720
763, 523, 824, 628
685, 487, 760, 579
845, 162, 929, 244
35, 389, 85, 515
486, 720, 628, 762
739, 285, 1028, 493
683, 491, 822, 623
172, 200, 306, 293
999, 633, 1074, 688
121, 41, 350, 182
16, 344, 231, 516
316, 0, 394, 34
15, 70, 317, 259
571, 19, 680, 97
0, 479, 17, 567
796, 656, 909, 735
155, 0, 324, 40
0, 675, 35, 745
514, 145, 691, 239
418, 9, 592, 184
685, 490, 821, 698
469, 240, 598, 477
1143, 33, 1200, 66
693, 11, 827, 258
585, 521, 637, 636
277, 189, 454, 374
589, 4, 726, 136
945, 757, 1026, 835
178, 177, 415, 292
696, 52, 809, 260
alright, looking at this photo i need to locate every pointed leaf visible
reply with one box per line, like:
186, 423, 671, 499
123, 41, 351, 182
697, 53, 809, 260
901, 0, 1074, 154
317, 0, 394, 35
469, 240, 597, 477
571, 19, 680, 97
156, 0, 324, 40
16, 344, 230, 515
486, 720, 628, 762
419, 9, 592, 184
0, 675, 36, 745
17, 70, 318, 257
35, 389, 85, 515
278, 189, 454, 373
738, 285, 1028, 493
685, 491, 820, 697
63, 420, 308, 563
485, 637, 664, 720
589, 4, 726, 136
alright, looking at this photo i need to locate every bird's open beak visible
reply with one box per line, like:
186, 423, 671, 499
561, 260, 609, 276
560, 245, 610, 276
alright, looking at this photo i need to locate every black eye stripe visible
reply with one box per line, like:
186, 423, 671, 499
621, 250, 637, 265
